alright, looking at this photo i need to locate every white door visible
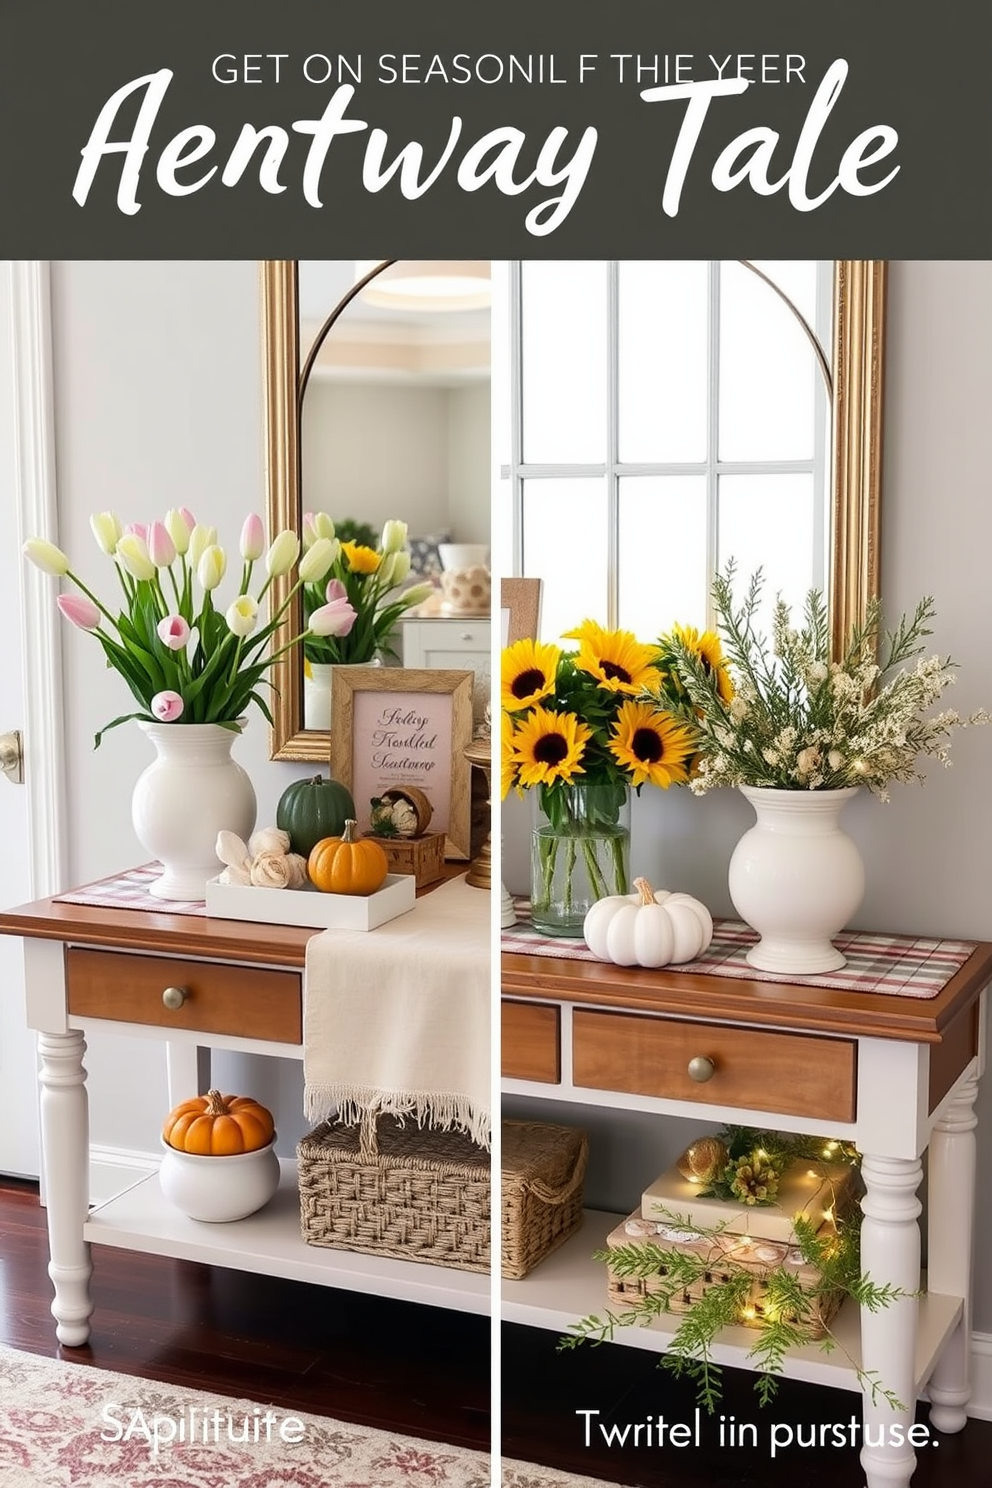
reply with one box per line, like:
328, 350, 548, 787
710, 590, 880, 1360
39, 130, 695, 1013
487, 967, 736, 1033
0, 262, 66, 1177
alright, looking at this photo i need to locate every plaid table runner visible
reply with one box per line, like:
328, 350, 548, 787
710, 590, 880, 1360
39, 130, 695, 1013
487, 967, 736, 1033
55, 864, 207, 917
502, 900, 974, 1000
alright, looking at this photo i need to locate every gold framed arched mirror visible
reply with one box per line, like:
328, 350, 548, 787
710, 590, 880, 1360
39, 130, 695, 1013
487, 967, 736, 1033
263, 259, 884, 762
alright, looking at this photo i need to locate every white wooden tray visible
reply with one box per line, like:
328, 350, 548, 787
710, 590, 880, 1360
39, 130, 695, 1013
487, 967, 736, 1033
204, 873, 416, 931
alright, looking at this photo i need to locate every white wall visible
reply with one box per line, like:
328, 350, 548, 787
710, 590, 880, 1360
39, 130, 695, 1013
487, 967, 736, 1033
50, 261, 316, 1154
505, 260, 992, 1330
300, 377, 490, 545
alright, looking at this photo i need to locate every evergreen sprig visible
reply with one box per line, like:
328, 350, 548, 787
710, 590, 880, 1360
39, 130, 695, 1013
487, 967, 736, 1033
561, 1162, 910, 1412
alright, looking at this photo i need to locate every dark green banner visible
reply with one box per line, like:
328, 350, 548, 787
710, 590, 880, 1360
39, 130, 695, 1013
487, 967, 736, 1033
0, 0, 987, 255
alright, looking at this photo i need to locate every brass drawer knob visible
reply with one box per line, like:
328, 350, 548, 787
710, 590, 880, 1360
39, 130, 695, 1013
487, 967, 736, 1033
161, 986, 188, 1010
687, 1055, 716, 1083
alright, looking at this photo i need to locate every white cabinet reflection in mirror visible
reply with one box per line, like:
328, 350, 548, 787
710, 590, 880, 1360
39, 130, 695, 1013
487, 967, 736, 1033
401, 617, 491, 726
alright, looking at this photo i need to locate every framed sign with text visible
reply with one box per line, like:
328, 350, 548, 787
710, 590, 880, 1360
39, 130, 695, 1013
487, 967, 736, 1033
329, 668, 474, 860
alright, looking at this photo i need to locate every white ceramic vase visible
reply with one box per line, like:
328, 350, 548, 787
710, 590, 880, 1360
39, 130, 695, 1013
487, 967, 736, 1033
132, 720, 257, 901
303, 658, 381, 731
728, 785, 865, 974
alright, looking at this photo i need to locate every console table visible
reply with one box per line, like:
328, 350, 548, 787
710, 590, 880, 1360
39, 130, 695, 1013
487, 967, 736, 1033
500, 934, 992, 1488
0, 878, 490, 1349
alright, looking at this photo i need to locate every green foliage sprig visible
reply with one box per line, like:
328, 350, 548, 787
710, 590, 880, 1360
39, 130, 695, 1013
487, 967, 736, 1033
656, 562, 988, 798
561, 1204, 908, 1412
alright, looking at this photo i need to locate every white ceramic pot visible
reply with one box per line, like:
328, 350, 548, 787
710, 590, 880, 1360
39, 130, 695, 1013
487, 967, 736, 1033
303, 658, 381, 732
728, 785, 865, 974
158, 1138, 280, 1222
132, 720, 257, 901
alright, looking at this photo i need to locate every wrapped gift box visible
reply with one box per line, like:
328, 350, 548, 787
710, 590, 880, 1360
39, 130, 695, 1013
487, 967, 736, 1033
641, 1157, 858, 1243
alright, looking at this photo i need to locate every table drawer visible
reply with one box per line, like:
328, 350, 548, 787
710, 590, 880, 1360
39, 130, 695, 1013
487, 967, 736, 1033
502, 999, 560, 1083
66, 948, 302, 1044
572, 1009, 856, 1121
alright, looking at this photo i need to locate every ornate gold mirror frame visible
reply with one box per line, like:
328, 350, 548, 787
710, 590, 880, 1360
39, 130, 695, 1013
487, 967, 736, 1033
262, 259, 885, 762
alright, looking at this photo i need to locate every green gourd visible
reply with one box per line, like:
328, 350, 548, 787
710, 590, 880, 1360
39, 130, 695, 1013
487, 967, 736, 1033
275, 774, 356, 858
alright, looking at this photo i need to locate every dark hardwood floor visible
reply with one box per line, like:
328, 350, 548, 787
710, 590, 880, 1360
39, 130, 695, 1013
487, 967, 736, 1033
0, 1178, 490, 1453
502, 1324, 992, 1487
5, 1177, 992, 1485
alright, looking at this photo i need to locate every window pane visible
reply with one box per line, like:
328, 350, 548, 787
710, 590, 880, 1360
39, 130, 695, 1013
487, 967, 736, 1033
719, 261, 817, 462
522, 478, 607, 644
618, 476, 708, 638
618, 262, 708, 463
521, 262, 606, 463
717, 473, 815, 637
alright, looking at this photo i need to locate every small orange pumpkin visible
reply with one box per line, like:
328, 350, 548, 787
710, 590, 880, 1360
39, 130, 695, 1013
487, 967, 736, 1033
163, 1089, 275, 1155
308, 818, 389, 896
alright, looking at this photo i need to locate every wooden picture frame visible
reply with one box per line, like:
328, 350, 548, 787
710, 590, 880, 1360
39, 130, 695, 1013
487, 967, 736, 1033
500, 578, 543, 645
329, 668, 475, 860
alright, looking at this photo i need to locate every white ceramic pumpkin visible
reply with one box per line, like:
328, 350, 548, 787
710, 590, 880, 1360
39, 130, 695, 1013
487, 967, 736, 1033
583, 877, 714, 968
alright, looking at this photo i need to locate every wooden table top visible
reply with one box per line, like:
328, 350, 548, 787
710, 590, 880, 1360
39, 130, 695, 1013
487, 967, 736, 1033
501, 943, 992, 1045
0, 863, 469, 972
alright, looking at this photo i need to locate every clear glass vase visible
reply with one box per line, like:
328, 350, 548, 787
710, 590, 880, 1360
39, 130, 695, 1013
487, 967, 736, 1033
530, 781, 631, 937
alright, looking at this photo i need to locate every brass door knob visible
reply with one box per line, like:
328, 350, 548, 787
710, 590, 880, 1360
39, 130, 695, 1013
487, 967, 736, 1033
687, 1055, 716, 1083
161, 986, 188, 1010
0, 731, 23, 784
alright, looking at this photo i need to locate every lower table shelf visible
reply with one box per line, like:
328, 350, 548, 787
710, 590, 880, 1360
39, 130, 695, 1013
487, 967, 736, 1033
84, 1159, 490, 1316
501, 1210, 961, 1396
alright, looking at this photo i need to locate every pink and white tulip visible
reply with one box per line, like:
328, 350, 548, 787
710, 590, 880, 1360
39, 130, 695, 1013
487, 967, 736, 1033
240, 513, 265, 562
226, 595, 259, 637
23, 538, 71, 576
309, 596, 357, 638
265, 529, 300, 578
157, 615, 190, 650
115, 534, 156, 582
188, 524, 217, 569
124, 522, 148, 542
150, 690, 185, 722
325, 578, 348, 604
298, 537, 337, 584
90, 512, 122, 555
57, 593, 101, 631
164, 509, 192, 555
197, 545, 227, 591
147, 521, 176, 568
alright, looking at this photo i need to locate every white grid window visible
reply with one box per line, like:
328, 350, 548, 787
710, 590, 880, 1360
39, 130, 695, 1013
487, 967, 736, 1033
495, 261, 832, 647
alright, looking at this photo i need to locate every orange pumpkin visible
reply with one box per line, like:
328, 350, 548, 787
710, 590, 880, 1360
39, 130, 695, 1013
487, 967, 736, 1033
308, 819, 389, 896
163, 1089, 275, 1155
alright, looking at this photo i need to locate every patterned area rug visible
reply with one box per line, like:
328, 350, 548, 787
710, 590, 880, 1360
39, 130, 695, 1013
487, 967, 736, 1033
0, 1345, 610, 1488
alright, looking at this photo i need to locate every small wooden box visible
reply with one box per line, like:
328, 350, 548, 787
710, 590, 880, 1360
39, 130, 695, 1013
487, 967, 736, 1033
369, 831, 446, 888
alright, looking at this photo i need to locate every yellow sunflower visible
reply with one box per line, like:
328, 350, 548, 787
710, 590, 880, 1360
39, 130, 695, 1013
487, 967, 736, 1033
501, 637, 561, 712
609, 700, 695, 789
501, 716, 521, 799
670, 623, 734, 703
340, 541, 382, 575
512, 705, 591, 788
564, 620, 658, 695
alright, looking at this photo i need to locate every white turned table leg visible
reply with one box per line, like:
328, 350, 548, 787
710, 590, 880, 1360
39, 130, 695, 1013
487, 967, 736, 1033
927, 1069, 978, 1433
859, 1154, 922, 1488
37, 1031, 93, 1347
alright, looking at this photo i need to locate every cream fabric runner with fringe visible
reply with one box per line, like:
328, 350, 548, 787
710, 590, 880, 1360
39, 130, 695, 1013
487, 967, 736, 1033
304, 873, 491, 1150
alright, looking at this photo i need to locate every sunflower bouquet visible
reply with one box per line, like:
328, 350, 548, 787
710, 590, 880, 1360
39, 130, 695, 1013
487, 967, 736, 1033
502, 620, 697, 933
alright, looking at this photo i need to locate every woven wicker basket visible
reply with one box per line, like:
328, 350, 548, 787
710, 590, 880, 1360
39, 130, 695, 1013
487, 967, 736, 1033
605, 1213, 843, 1338
298, 1115, 490, 1273
501, 1120, 588, 1279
